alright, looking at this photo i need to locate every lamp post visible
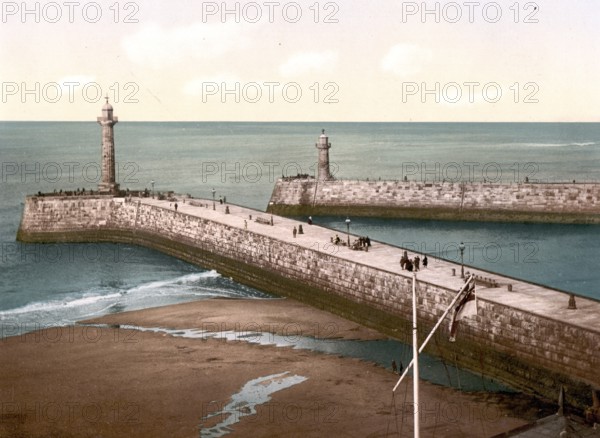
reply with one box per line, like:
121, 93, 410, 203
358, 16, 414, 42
151, 180, 155, 199
345, 217, 351, 246
459, 242, 465, 279
212, 188, 216, 211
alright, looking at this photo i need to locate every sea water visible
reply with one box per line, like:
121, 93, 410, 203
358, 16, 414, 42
1, 122, 599, 334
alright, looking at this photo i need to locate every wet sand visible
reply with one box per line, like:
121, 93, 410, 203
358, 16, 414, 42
0, 298, 537, 437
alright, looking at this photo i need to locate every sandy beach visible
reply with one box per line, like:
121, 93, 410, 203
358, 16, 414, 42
0, 298, 543, 437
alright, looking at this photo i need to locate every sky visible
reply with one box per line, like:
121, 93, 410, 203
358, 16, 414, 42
1, 0, 599, 122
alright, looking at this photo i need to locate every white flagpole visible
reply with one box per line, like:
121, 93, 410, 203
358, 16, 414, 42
393, 274, 474, 393
412, 271, 420, 438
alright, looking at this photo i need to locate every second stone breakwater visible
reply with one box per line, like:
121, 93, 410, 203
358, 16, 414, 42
17, 195, 600, 409
268, 179, 600, 223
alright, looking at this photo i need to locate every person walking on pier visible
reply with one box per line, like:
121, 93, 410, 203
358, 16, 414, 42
174, 203, 178, 212
400, 251, 409, 270
293, 227, 297, 238
414, 256, 420, 271
423, 255, 428, 269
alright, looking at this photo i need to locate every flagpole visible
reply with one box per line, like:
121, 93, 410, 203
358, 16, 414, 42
412, 271, 420, 438
393, 275, 474, 393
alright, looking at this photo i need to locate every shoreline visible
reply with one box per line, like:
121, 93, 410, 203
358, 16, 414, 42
0, 297, 552, 437
81, 298, 387, 341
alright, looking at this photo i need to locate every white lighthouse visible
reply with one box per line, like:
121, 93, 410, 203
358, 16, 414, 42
315, 129, 333, 181
97, 97, 119, 194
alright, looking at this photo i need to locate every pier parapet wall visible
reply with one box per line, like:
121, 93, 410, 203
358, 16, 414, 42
268, 179, 600, 223
17, 196, 600, 408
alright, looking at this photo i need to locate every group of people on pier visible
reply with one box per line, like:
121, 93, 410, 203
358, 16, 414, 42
36, 188, 93, 197
330, 234, 372, 251
292, 225, 305, 238
352, 236, 371, 251
400, 251, 428, 272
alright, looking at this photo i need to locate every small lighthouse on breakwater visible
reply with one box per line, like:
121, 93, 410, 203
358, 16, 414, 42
97, 97, 119, 194
315, 129, 333, 181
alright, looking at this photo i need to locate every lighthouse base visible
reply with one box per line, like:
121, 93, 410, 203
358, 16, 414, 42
98, 183, 120, 195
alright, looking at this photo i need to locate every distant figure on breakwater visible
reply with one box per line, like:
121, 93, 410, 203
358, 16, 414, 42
308, 216, 313, 225
400, 251, 409, 270
406, 258, 414, 272
174, 203, 178, 212
298, 225, 304, 234
414, 256, 420, 271
293, 227, 297, 238
423, 255, 428, 268
392, 360, 397, 374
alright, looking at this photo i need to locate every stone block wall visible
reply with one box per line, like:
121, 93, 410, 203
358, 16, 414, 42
268, 180, 600, 223
17, 196, 600, 407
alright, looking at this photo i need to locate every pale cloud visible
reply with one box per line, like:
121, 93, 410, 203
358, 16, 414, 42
57, 75, 98, 98
279, 51, 338, 77
122, 23, 249, 69
381, 44, 432, 77
58, 75, 96, 86
183, 74, 241, 97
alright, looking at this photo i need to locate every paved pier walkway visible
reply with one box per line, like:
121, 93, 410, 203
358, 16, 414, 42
140, 196, 600, 334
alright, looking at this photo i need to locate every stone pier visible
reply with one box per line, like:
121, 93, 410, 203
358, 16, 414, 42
17, 195, 600, 409
268, 179, 600, 224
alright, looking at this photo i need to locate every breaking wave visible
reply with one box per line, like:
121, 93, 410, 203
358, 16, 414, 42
0, 270, 271, 336
514, 141, 597, 148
